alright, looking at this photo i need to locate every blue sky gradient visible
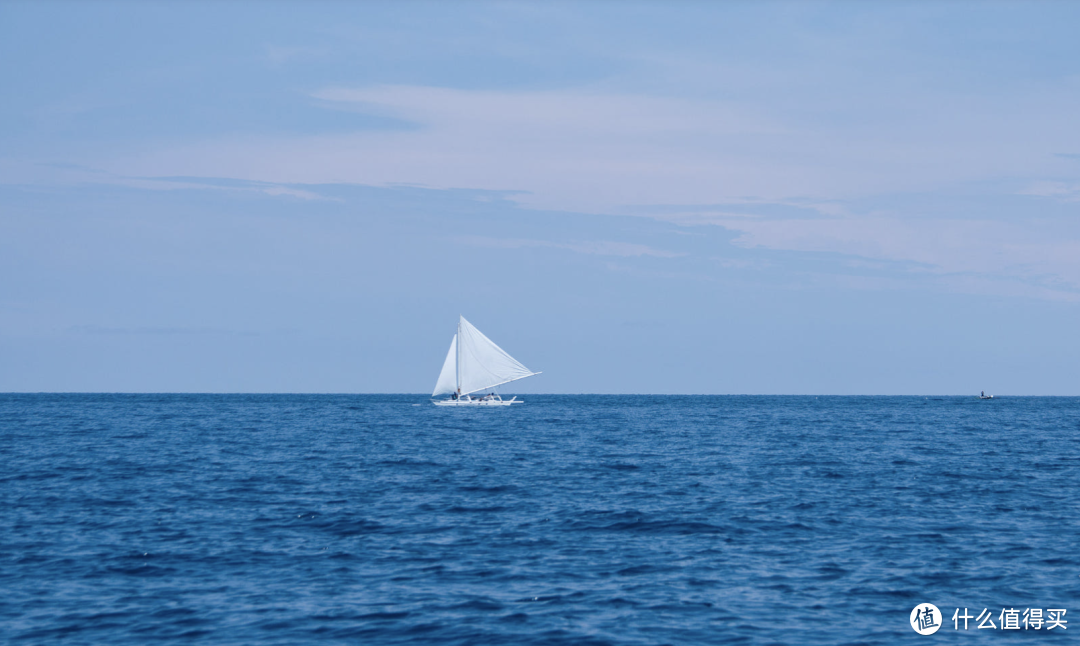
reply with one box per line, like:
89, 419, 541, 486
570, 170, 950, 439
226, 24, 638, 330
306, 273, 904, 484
2, 1, 1079, 393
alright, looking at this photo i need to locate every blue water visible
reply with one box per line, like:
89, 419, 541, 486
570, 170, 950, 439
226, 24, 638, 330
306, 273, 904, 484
2, 395, 1078, 644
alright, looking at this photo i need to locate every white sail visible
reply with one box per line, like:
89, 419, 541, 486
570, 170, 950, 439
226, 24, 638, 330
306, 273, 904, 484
431, 334, 457, 396
457, 316, 537, 395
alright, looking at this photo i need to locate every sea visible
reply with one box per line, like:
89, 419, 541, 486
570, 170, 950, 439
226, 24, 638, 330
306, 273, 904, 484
2, 394, 1078, 644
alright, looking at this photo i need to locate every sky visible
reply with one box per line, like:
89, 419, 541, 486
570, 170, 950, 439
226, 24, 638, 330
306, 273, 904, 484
2, 0, 1079, 394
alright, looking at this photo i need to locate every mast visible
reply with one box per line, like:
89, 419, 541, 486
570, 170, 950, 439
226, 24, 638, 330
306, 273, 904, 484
455, 315, 462, 394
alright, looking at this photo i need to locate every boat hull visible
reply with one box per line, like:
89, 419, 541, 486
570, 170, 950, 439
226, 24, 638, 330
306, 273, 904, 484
432, 398, 521, 406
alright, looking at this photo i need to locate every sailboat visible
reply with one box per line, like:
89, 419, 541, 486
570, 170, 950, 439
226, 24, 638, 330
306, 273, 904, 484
432, 316, 540, 406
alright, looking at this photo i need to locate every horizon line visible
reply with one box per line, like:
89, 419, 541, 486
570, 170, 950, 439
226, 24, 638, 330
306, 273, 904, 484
0, 392, 1069, 397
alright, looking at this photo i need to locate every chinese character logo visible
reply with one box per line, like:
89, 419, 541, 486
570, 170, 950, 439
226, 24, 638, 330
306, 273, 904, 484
911, 603, 942, 635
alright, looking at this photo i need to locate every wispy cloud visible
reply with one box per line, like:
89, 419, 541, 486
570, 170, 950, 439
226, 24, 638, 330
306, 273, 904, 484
86, 81, 1080, 215
1, 163, 335, 201
69, 325, 259, 337
455, 235, 684, 258
11, 79, 1080, 301
674, 208, 1080, 296
1019, 180, 1080, 201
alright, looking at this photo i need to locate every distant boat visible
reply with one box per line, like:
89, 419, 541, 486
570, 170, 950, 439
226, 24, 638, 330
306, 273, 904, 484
432, 316, 540, 406
979, 391, 994, 399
